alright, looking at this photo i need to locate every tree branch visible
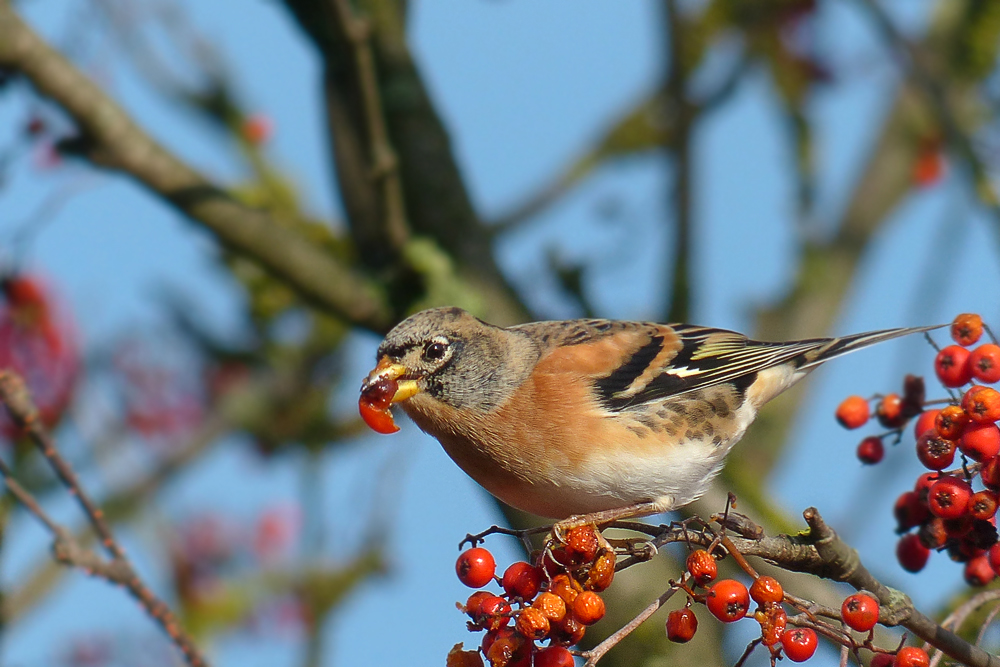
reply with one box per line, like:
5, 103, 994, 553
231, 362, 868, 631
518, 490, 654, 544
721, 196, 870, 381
0, 371, 210, 667
0, 1, 392, 333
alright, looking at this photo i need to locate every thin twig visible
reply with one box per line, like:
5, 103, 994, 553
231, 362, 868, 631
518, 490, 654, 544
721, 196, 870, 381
0, 371, 210, 667
580, 580, 684, 667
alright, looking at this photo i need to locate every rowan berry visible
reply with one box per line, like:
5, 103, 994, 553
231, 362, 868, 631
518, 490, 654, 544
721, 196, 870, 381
841, 593, 879, 632
515, 606, 550, 640
914, 409, 941, 439
897, 534, 931, 573
485, 631, 527, 667
757, 605, 788, 646
960, 422, 1000, 462
502, 562, 542, 601
533, 646, 575, 667
749, 576, 784, 605
914, 472, 940, 503
548, 574, 580, 607
584, 548, 615, 591
934, 405, 968, 440
666, 607, 698, 643
563, 525, 599, 563
989, 543, 1000, 575
964, 554, 995, 587
550, 614, 585, 645
970, 344, 1000, 384
963, 386, 1000, 424
984, 457, 1000, 490
241, 114, 273, 145
465, 591, 497, 625
456, 548, 496, 588
877, 393, 906, 428
572, 591, 605, 625
478, 595, 512, 631
871, 653, 895, 667
969, 491, 998, 521
480, 627, 514, 658
686, 549, 717, 586
936, 345, 973, 388
928, 476, 973, 519
915, 432, 955, 470
894, 491, 930, 532
532, 592, 567, 624
919, 518, 949, 550
952, 313, 984, 347
706, 579, 750, 623
858, 436, 885, 464
894, 646, 929, 667
780, 627, 818, 662
836, 396, 870, 429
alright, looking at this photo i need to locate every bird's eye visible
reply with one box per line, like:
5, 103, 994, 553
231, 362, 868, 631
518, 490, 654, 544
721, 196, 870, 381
423, 341, 448, 361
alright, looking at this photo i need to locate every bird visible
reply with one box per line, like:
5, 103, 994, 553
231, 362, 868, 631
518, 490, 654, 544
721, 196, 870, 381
360, 307, 939, 526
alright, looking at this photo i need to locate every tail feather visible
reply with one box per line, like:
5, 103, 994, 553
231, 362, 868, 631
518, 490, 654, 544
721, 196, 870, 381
797, 324, 946, 371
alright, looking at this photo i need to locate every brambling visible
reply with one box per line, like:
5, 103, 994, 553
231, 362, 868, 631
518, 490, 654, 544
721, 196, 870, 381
360, 307, 938, 526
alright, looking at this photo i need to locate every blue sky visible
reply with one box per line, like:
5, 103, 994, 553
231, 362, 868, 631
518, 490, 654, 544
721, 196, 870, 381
3, 1, 1000, 666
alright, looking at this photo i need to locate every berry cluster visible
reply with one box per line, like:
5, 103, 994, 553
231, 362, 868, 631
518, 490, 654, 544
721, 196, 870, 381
664, 548, 918, 665
450, 526, 613, 667
836, 313, 1000, 582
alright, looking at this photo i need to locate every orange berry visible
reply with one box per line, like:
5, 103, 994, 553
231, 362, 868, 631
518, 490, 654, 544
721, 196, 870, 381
241, 114, 273, 145
563, 525, 599, 563
548, 574, 580, 607
963, 386, 1000, 423
757, 605, 788, 647
781, 627, 818, 662
584, 548, 615, 592
532, 592, 567, 623
970, 344, 1000, 384
876, 393, 906, 428
934, 405, 968, 439
969, 491, 998, 521
952, 313, 984, 347
686, 549, 717, 586
749, 576, 784, 605
572, 591, 606, 625
515, 606, 550, 640
836, 395, 870, 429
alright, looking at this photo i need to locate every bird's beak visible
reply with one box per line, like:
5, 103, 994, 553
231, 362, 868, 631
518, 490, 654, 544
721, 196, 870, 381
362, 357, 422, 403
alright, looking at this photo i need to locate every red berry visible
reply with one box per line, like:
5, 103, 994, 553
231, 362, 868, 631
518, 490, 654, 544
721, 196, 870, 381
914, 409, 941, 439
984, 457, 1000, 490
456, 547, 496, 588
934, 405, 968, 440
919, 518, 949, 549
858, 436, 885, 464
989, 543, 1000, 575
964, 554, 996, 587
936, 345, 973, 388
502, 562, 542, 601
969, 491, 998, 521
476, 595, 512, 631
960, 422, 1000, 462
952, 313, 984, 347
757, 605, 788, 647
480, 626, 514, 657
533, 646, 574, 667
928, 476, 973, 519
563, 525, 599, 563
572, 591, 605, 626
241, 114, 273, 145
915, 432, 955, 470
686, 549, 717, 586
894, 491, 930, 532
780, 627, 818, 662
970, 344, 1000, 384
897, 534, 931, 573
836, 396, 870, 429
877, 393, 906, 428
963, 386, 1000, 424
749, 576, 784, 605
706, 579, 750, 623
894, 646, 930, 667
914, 472, 940, 503
872, 654, 895, 667
841, 593, 880, 632
666, 607, 698, 643
465, 591, 496, 624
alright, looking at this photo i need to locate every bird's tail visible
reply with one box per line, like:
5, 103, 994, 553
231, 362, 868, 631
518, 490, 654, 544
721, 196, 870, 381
797, 324, 945, 371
